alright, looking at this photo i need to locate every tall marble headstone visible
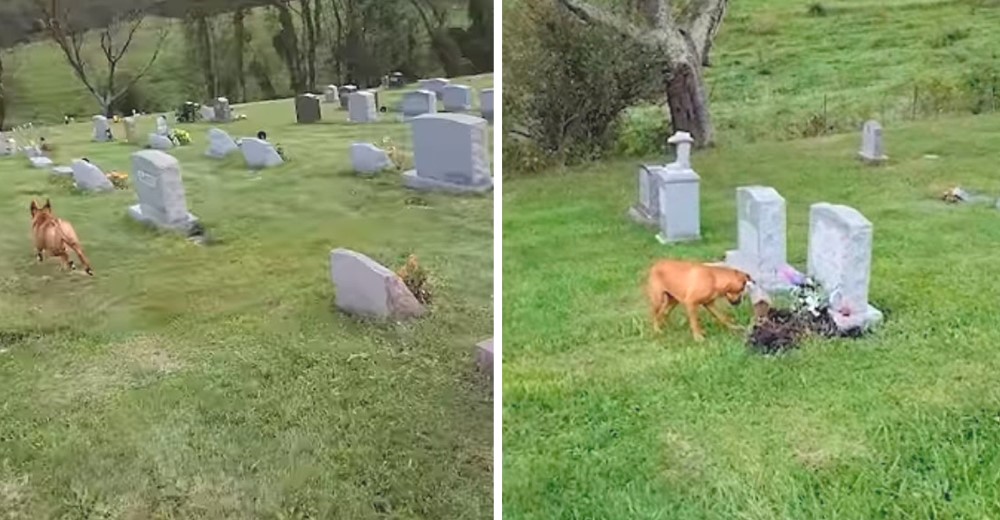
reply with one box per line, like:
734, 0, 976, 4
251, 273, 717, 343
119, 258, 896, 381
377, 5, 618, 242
348, 92, 377, 123
858, 120, 887, 164
93, 115, 112, 142
403, 113, 492, 194
127, 150, 199, 233
724, 186, 788, 291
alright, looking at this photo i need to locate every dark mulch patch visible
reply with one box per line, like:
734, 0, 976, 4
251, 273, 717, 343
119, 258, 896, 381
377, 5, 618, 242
748, 307, 863, 355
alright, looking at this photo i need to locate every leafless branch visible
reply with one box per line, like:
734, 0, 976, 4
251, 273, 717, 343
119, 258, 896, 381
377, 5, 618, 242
555, 0, 649, 44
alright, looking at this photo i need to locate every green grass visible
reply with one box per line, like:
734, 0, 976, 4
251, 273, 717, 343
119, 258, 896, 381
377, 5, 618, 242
502, 112, 1000, 518
0, 74, 493, 518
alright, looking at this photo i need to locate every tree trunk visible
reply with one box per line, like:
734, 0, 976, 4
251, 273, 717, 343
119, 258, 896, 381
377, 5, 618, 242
196, 15, 217, 98
0, 52, 6, 130
300, 0, 317, 92
234, 8, 247, 102
664, 55, 714, 147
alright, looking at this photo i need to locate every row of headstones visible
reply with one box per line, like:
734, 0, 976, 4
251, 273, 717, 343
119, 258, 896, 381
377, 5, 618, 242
629, 132, 881, 331
299, 84, 493, 124
349, 112, 492, 194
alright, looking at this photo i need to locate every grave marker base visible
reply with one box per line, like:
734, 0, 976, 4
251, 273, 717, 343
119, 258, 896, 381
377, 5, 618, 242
402, 169, 493, 194
127, 204, 200, 234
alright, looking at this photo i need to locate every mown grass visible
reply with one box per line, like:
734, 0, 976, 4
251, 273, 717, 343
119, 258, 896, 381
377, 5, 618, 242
502, 112, 1000, 518
0, 74, 493, 518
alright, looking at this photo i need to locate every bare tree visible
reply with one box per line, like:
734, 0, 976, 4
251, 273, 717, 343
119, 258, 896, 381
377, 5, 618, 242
0, 50, 8, 130
34, 0, 170, 117
556, 0, 728, 148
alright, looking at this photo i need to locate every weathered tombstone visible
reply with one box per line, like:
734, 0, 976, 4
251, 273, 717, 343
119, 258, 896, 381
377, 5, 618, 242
807, 203, 883, 330
123, 116, 139, 144
418, 78, 450, 97
148, 133, 174, 150
214, 97, 232, 123
339, 85, 358, 109
155, 115, 169, 136
93, 116, 112, 142
71, 159, 114, 192
127, 150, 200, 233
199, 105, 216, 121
295, 94, 323, 124
329, 248, 426, 320
655, 131, 701, 244
205, 128, 238, 159
29, 156, 53, 169
348, 91, 377, 123
403, 113, 492, 194
858, 120, 887, 164
350, 143, 393, 175
442, 84, 473, 112
723, 186, 788, 291
480, 88, 494, 122
239, 137, 284, 169
401, 90, 437, 119
475, 338, 493, 378
628, 165, 666, 227
324, 85, 339, 103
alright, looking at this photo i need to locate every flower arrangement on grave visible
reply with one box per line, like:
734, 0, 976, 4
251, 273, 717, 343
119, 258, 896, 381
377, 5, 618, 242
397, 254, 432, 305
105, 171, 129, 190
380, 136, 411, 171
170, 129, 192, 146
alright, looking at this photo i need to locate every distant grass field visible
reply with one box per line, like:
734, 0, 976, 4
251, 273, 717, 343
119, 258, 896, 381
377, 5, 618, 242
0, 74, 493, 518
502, 111, 1000, 518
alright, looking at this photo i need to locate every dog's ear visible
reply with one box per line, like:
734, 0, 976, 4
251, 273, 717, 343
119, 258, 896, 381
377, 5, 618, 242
30, 200, 38, 215
44, 198, 51, 209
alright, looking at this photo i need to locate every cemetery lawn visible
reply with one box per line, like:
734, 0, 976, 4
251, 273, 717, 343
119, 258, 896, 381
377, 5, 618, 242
0, 75, 493, 519
502, 113, 1000, 518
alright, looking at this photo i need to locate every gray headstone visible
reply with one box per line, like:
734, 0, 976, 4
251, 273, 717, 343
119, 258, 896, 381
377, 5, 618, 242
127, 150, 199, 233
29, 156, 53, 169
324, 85, 339, 103
199, 105, 216, 121
350, 143, 393, 175
475, 338, 493, 378
339, 85, 358, 109
654, 167, 701, 244
0, 134, 12, 156
51, 166, 73, 176
295, 94, 323, 124
724, 186, 788, 291
401, 90, 437, 119
214, 98, 232, 123
418, 78, 450, 96
858, 120, 887, 164
329, 248, 426, 320
240, 137, 284, 169
628, 165, 666, 227
348, 91, 377, 123
149, 133, 174, 150
206, 128, 238, 159
807, 203, 883, 330
93, 116, 112, 142
71, 159, 114, 192
403, 113, 493, 194
480, 88, 494, 122
388, 72, 405, 89
124, 116, 139, 144
441, 84, 473, 112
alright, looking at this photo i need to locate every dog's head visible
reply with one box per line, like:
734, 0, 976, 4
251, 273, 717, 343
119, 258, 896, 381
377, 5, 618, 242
29, 199, 52, 221
724, 269, 753, 306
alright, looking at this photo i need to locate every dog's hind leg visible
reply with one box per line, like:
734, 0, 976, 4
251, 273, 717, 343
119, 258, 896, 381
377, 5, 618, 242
66, 242, 93, 276
683, 302, 706, 342
53, 250, 74, 271
36, 249, 44, 262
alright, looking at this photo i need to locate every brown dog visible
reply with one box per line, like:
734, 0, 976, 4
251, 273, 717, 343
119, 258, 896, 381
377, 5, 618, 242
646, 259, 752, 342
29, 199, 93, 275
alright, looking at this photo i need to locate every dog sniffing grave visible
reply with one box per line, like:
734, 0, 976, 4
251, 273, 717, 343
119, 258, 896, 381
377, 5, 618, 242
723, 186, 790, 292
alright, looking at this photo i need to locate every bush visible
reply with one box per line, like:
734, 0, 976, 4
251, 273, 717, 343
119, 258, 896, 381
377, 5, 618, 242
614, 105, 671, 157
502, 2, 659, 174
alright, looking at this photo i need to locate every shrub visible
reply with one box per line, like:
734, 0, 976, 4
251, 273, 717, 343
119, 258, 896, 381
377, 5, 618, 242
502, 1, 660, 174
397, 254, 431, 305
614, 105, 671, 157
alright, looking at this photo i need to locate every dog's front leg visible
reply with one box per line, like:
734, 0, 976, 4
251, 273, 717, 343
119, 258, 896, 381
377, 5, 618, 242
705, 304, 743, 332
683, 302, 706, 342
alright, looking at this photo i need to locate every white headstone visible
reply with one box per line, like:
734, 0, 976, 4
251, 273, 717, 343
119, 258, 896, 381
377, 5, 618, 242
418, 78, 450, 96
239, 137, 284, 169
155, 116, 169, 137
52, 166, 73, 176
402, 113, 492, 194
724, 186, 788, 291
348, 91, 377, 123
654, 168, 701, 244
149, 133, 174, 150
401, 90, 437, 119
30, 156, 54, 169
858, 120, 887, 164
807, 203, 883, 330
480, 88, 494, 122
668, 131, 694, 169
93, 116, 112, 142
329, 248, 426, 320
127, 150, 199, 233
324, 85, 339, 103
71, 159, 114, 192
628, 164, 664, 227
441, 84, 473, 112
214, 98, 232, 123
199, 105, 216, 121
206, 128, 238, 159
350, 143, 393, 175
124, 116, 139, 144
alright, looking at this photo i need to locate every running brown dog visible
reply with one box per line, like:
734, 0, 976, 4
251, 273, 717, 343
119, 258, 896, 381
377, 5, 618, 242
646, 259, 752, 342
29, 199, 93, 275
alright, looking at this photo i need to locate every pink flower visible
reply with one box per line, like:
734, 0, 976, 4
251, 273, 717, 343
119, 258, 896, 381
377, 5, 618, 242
778, 264, 807, 286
